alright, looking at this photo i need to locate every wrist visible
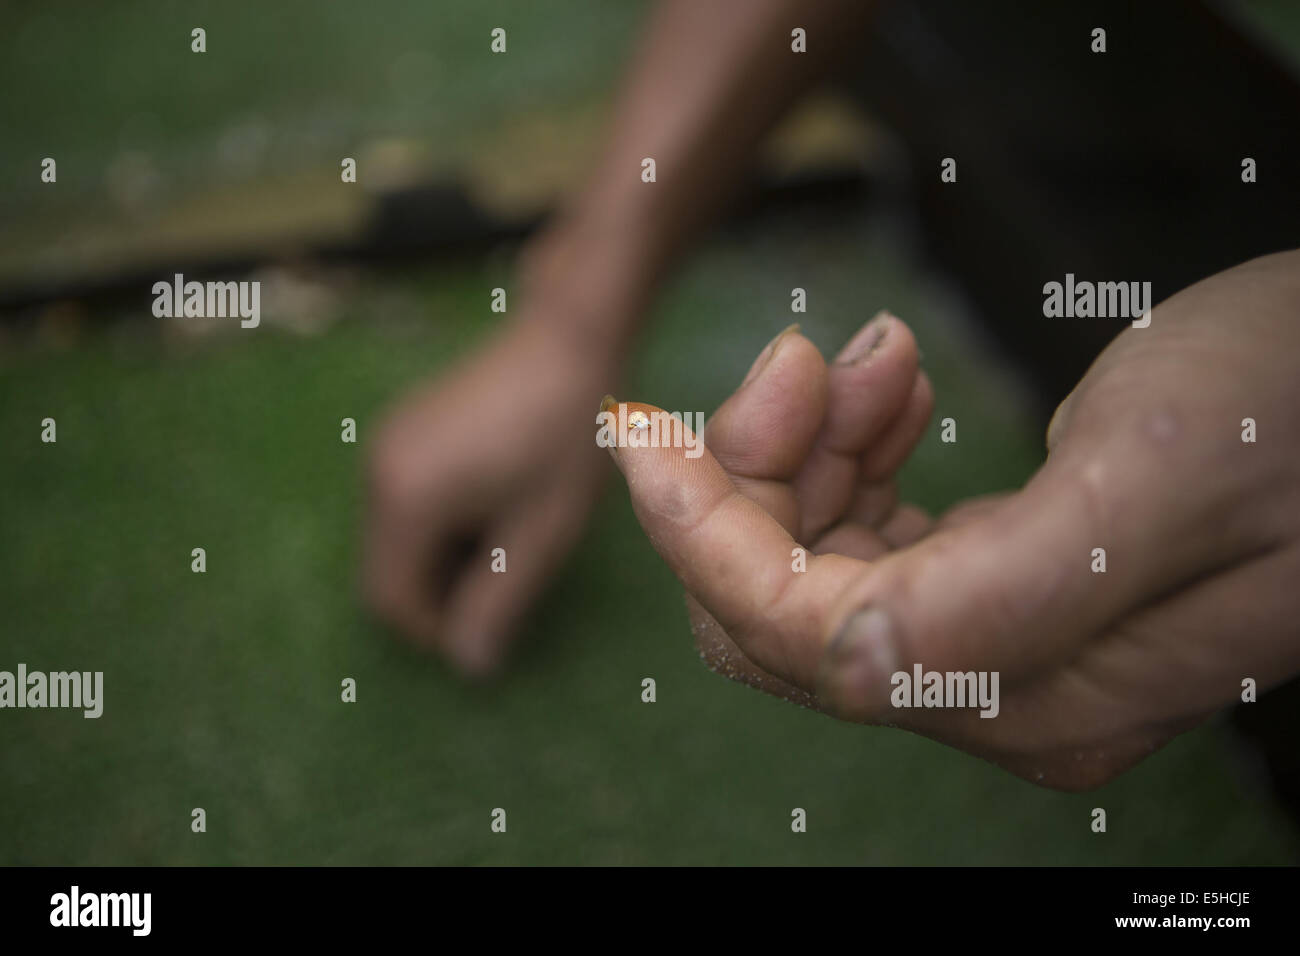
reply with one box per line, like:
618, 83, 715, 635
516, 214, 661, 363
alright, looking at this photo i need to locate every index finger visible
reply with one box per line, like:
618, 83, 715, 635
604, 397, 863, 691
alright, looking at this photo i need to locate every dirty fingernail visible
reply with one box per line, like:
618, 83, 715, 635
742, 323, 800, 386
817, 607, 899, 721
836, 312, 893, 365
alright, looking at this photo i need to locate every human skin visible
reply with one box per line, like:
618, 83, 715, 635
364, 0, 864, 673
362, 0, 1299, 790
605, 249, 1300, 791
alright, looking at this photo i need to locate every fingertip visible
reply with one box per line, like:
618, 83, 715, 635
447, 632, 507, 679
707, 330, 828, 481
598, 398, 709, 473
834, 311, 895, 365
741, 323, 802, 387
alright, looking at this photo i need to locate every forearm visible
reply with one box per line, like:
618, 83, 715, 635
526, 0, 873, 356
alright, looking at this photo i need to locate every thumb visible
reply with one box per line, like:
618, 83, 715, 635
816, 418, 1251, 721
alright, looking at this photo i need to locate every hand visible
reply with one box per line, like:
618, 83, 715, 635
364, 288, 622, 676
607, 249, 1300, 789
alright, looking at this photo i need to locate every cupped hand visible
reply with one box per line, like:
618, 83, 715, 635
364, 302, 617, 676
608, 250, 1300, 789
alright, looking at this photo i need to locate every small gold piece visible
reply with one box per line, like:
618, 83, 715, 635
628, 410, 651, 430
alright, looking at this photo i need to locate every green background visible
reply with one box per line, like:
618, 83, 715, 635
1, 1, 1297, 864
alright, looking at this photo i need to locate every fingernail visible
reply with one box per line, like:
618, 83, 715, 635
836, 312, 893, 365
817, 608, 899, 721
742, 323, 800, 386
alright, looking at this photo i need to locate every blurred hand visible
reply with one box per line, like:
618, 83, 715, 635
364, 271, 626, 674
608, 250, 1300, 790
